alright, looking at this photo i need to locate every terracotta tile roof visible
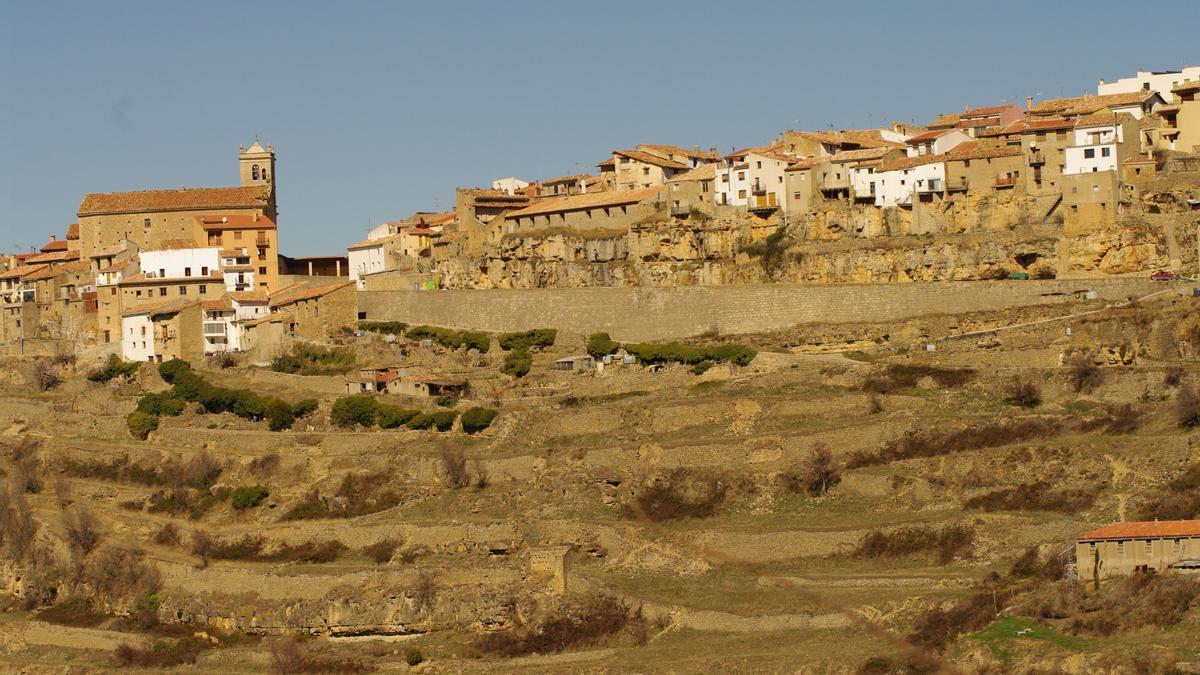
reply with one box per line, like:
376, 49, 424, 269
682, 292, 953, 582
65, 223, 79, 240
943, 142, 1024, 161
243, 311, 289, 327
978, 121, 1027, 138
23, 266, 60, 282
963, 104, 1018, 117
926, 113, 961, 129
1124, 153, 1156, 165
121, 297, 198, 317
784, 158, 822, 172
194, 214, 277, 231
956, 116, 1000, 128
39, 238, 69, 253
89, 242, 133, 258
878, 154, 946, 172
596, 157, 616, 169
270, 280, 354, 308
202, 298, 233, 311
637, 144, 721, 161
1171, 79, 1200, 94
1015, 118, 1077, 134
1029, 91, 1155, 117
78, 185, 271, 217
612, 150, 690, 170
541, 174, 590, 186
1074, 112, 1123, 129
1078, 520, 1200, 541
347, 232, 403, 251
829, 147, 899, 163
221, 264, 254, 272
24, 250, 79, 265
228, 290, 269, 303
505, 186, 662, 218
666, 164, 718, 183
0, 264, 48, 281
906, 129, 960, 143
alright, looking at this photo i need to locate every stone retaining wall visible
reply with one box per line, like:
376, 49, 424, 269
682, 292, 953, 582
358, 279, 1164, 342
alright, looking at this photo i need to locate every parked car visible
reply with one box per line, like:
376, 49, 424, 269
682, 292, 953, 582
1007, 272, 1029, 280
1151, 271, 1179, 281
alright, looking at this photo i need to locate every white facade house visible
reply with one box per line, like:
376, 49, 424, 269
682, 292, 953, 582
715, 147, 792, 211
139, 247, 221, 282
1099, 67, 1200, 102
1064, 120, 1124, 175
492, 177, 530, 195
202, 302, 238, 353
905, 129, 972, 157
218, 248, 256, 291
121, 312, 155, 362
873, 157, 945, 207
347, 234, 395, 289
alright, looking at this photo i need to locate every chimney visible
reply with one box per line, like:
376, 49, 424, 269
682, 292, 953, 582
1026, 95, 1034, 110
253, 212, 258, 222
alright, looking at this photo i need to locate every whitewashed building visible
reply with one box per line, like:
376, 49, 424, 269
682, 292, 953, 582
1065, 115, 1125, 175
1099, 67, 1200, 102
905, 129, 972, 157
715, 145, 793, 212
140, 245, 220, 282
873, 155, 945, 207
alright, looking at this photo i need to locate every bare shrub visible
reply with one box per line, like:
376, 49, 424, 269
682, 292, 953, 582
83, 545, 161, 602
266, 635, 370, 674
63, 506, 101, 558
862, 364, 974, 394
249, 452, 281, 476
412, 571, 438, 614
153, 523, 181, 547
114, 637, 210, 668
1164, 366, 1184, 387
1003, 376, 1041, 408
1135, 464, 1200, 520
623, 470, 728, 522
472, 460, 489, 490
191, 530, 213, 565
362, 538, 400, 565
1007, 546, 1065, 580
867, 395, 883, 415
1100, 403, 1140, 434
1066, 353, 1103, 393
473, 593, 645, 657
0, 482, 37, 559
1069, 574, 1200, 636
779, 442, 841, 496
847, 419, 1063, 468
440, 448, 469, 489
854, 524, 974, 564
283, 472, 402, 521
963, 482, 1097, 514
1175, 384, 1200, 428
33, 359, 61, 391
908, 593, 995, 651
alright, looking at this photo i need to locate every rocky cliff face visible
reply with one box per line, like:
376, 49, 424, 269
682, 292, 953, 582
434, 182, 1198, 288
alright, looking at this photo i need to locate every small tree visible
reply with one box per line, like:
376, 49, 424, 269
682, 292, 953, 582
461, 407, 498, 434
1177, 385, 1200, 428
1004, 376, 1042, 408
329, 395, 378, 428
586, 333, 621, 359
789, 442, 841, 496
230, 485, 269, 509
33, 359, 60, 391
126, 410, 159, 440
440, 448, 469, 488
1066, 353, 1104, 394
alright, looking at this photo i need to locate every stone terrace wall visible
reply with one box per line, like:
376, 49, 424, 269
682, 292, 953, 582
358, 279, 1164, 342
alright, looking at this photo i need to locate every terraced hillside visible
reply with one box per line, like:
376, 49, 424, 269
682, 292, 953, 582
3, 290, 1200, 672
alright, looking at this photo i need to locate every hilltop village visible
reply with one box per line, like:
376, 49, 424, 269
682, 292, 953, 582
4, 68, 1200, 672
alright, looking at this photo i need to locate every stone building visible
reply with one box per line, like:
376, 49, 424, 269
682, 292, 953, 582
194, 213, 280, 292
1076, 520, 1200, 586
269, 280, 356, 342
121, 298, 204, 363
1154, 79, 1200, 153
76, 141, 277, 260
500, 187, 663, 236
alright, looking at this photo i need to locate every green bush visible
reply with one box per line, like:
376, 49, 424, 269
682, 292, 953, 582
157, 358, 191, 384
690, 360, 714, 375
623, 341, 756, 367
461, 407, 497, 434
586, 332, 620, 359
407, 326, 490, 353
291, 399, 319, 418
431, 410, 458, 432
404, 649, 424, 667
435, 393, 460, 408
358, 321, 407, 335
406, 413, 434, 430
126, 411, 159, 440
269, 355, 302, 374
230, 485, 269, 509
330, 395, 378, 428
377, 405, 419, 429
265, 400, 295, 432
498, 329, 557, 351
270, 344, 355, 376
502, 349, 532, 378
87, 354, 140, 383
137, 392, 186, 417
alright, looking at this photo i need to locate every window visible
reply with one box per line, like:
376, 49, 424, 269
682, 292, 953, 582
1101, 147, 1111, 157
234, 231, 242, 240
252, 164, 260, 180
756, 161, 762, 169
199, 285, 206, 294
144, 218, 151, 229
641, 167, 649, 176
738, 190, 746, 199
158, 287, 167, 297
1144, 540, 1152, 554
179, 286, 187, 296
184, 267, 191, 277
159, 269, 165, 278
737, 172, 745, 181
1174, 539, 1183, 553
1084, 148, 1095, 159
1116, 541, 1125, 554
1070, 205, 1078, 214
201, 266, 208, 276
136, 290, 142, 297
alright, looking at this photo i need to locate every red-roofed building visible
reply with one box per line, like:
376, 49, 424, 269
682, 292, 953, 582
1076, 520, 1200, 583
76, 140, 278, 265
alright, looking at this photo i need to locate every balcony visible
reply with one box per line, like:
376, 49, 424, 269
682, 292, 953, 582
203, 322, 227, 336
995, 176, 1018, 188
1029, 149, 1045, 165
255, 234, 269, 246
670, 203, 690, 217
916, 178, 944, 193
751, 180, 767, 195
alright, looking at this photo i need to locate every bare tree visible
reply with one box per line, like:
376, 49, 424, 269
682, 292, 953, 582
63, 506, 101, 559
0, 481, 37, 559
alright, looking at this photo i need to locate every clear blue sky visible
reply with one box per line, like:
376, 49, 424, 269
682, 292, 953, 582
2, 1, 1197, 256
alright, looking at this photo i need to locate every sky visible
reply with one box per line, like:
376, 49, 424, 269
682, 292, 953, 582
2, 1, 1198, 256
